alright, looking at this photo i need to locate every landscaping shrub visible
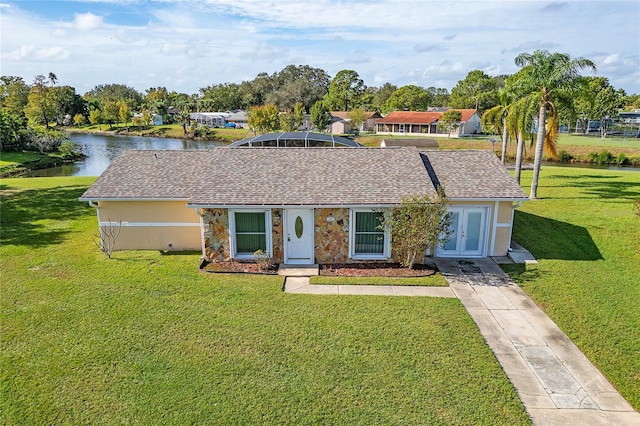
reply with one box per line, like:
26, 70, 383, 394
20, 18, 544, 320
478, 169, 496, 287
58, 141, 81, 159
596, 150, 613, 165
616, 153, 628, 165
558, 150, 573, 162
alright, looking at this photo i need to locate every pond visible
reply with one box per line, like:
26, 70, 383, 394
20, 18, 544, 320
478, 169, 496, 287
25, 132, 640, 177
26, 133, 226, 177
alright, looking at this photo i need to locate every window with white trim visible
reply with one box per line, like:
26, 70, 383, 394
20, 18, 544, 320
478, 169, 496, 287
349, 209, 390, 259
229, 210, 271, 258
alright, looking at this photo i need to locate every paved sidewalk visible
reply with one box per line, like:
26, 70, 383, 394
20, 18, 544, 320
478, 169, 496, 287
434, 258, 639, 426
284, 276, 454, 297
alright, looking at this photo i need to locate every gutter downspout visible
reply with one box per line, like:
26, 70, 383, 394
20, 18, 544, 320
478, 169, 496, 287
193, 207, 208, 261
87, 200, 103, 244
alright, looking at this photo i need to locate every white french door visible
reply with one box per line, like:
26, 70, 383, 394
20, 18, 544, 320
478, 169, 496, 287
437, 207, 488, 257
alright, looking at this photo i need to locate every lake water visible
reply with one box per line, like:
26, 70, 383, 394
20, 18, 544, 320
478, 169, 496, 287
25, 132, 640, 177
27, 133, 225, 177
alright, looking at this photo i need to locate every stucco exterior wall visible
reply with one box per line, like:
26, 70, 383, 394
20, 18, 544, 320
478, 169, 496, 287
97, 200, 197, 223
494, 227, 512, 256
497, 201, 514, 223
95, 200, 201, 251
494, 201, 516, 256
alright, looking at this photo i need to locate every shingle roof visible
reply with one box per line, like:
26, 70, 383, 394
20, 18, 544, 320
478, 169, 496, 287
80, 147, 527, 206
423, 151, 528, 199
80, 147, 436, 206
376, 109, 478, 124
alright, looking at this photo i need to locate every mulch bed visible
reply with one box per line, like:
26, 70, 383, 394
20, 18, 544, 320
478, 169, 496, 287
320, 263, 436, 277
200, 260, 278, 274
201, 260, 437, 277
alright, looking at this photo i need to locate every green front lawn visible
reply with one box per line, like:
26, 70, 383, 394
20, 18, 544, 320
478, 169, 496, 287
504, 167, 640, 410
0, 177, 528, 424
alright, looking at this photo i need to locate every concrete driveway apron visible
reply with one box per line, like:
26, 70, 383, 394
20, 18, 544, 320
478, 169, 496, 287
434, 258, 639, 426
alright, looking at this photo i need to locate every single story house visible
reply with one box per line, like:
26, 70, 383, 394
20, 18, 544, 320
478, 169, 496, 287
225, 110, 248, 128
190, 112, 229, 127
80, 146, 527, 264
152, 114, 163, 126
331, 111, 383, 134
329, 115, 352, 134
375, 109, 482, 137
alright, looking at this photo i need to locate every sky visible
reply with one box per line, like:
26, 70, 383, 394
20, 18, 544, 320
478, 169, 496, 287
1, 0, 639, 97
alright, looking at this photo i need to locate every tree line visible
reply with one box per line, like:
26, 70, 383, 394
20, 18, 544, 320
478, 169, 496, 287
1, 57, 639, 154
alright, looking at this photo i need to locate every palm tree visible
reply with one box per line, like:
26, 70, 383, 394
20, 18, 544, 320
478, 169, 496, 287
505, 96, 537, 184
481, 90, 512, 164
511, 50, 596, 199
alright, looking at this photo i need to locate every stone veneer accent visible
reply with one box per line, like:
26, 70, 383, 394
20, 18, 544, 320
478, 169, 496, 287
203, 207, 399, 264
314, 208, 350, 264
203, 208, 230, 261
271, 208, 284, 263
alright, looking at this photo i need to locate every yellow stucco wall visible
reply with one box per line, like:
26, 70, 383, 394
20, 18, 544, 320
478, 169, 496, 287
494, 227, 512, 256
94, 200, 201, 251
97, 200, 198, 223
497, 201, 514, 223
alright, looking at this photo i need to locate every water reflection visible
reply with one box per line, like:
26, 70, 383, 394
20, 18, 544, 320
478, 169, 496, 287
27, 133, 225, 177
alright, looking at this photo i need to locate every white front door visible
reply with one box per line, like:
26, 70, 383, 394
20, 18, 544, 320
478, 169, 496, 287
284, 209, 314, 264
437, 207, 488, 257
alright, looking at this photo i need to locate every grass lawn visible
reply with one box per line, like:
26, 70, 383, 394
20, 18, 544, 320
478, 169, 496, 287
357, 134, 640, 163
0, 177, 529, 424
310, 274, 449, 286
69, 123, 252, 143
503, 166, 640, 410
0, 151, 62, 176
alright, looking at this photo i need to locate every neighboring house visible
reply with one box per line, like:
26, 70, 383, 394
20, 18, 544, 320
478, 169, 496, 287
190, 112, 230, 127
80, 144, 527, 263
152, 114, 163, 126
329, 115, 352, 134
225, 110, 248, 129
375, 109, 482, 137
380, 138, 439, 149
331, 111, 383, 133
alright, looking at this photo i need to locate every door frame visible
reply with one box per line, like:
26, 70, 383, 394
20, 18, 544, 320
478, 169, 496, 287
283, 208, 315, 264
436, 205, 490, 258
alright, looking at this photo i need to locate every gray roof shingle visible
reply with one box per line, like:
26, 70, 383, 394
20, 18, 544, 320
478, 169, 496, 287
80, 147, 527, 206
424, 150, 528, 199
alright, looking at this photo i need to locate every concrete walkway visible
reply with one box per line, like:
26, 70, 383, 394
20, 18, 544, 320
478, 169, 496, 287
280, 260, 639, 425
284, 276, 455, 297
433, 258, 639, 426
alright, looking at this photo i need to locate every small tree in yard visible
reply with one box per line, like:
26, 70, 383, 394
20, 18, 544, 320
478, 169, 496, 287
95, 219, 121, 259
381, 189, 452, 269
438, 110, 462, 138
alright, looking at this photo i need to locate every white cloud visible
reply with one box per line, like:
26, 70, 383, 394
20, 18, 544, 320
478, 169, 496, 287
0, 0, 637, 94
4, 45, 69, 61
73, 12, 104, 30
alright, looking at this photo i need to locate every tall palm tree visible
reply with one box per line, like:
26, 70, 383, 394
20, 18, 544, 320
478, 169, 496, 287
481, 89, 512, 164
511, 50, 596, 199
505, 96, 537, 184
